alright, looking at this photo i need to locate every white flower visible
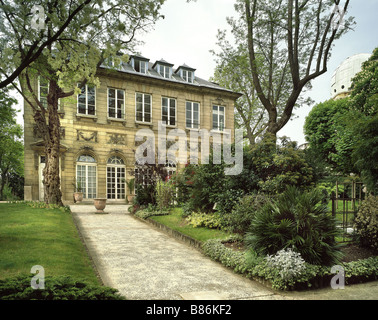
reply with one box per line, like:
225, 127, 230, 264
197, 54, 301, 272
266, 248, 306, 280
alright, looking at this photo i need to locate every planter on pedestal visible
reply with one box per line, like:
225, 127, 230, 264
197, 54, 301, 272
73, 192, 83, 203
94, 198, 107, 214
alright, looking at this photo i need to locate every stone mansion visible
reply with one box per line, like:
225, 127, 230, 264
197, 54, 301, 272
23, 54, 241, 203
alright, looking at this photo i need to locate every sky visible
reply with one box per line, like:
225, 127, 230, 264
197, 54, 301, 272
133, 0, 378, 145
14, 0, 378, 145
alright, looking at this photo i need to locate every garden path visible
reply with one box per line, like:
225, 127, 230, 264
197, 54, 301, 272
70, 204, 378, 301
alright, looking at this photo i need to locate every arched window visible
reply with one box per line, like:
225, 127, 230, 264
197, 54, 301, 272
76, 154, 97, 199
107, 156, 125, 165
107, 156, 126, 200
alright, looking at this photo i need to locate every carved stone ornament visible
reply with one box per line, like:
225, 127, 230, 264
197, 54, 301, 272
77, 130, 98, 143
108, 133, 126, 145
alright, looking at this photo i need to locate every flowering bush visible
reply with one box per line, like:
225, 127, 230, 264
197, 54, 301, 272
266, 248, 306, 281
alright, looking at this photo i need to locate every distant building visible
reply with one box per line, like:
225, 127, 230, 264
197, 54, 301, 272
331, 53, 371, 100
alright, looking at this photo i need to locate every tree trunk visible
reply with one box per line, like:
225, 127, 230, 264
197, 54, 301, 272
34, 79, 63, 206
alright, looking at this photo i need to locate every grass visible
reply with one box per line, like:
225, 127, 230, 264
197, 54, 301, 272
0, 203, 100, 284
149, 207, 232, 242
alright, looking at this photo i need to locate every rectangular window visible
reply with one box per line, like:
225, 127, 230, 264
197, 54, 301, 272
186, 101, 200, 129
135, 93, 152, 123
162, 97, 176, 126
159, 65, 171, 79
135, 60, 148, 74
77, 84, 96, 115
38, 77, 49, 109
108, 88, 125, 119
182, 70, 193, 83
38, 77, 62, 110
213, 105, 225, 131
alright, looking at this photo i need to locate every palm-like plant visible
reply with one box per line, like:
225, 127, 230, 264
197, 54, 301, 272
245, 187, 343, 266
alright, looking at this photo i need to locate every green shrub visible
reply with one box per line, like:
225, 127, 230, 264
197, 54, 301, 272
245, 187, 343, 266
0, 275, 125, 300
215, 189, 244, 216
222, 193, 271, 234
354, 196, 378, 250
202, 239, 248, 274
186, 212, 223, 229
155, 179, 175, 211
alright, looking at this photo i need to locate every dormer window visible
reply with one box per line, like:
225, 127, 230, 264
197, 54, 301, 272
176, 64, 196, 84
130, 55, 149, 74
182, 70, 193, 83
153, 59, 173, 79
135, 60, 148, 74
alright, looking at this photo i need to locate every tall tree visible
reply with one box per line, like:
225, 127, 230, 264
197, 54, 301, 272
221, 0, 353, 139
0, 88, 23, 200
348, 47, 378, 194
304, 98, 354, 174
211, 34, 268, 145
0, 0, 96, 89
11, 0, 165, 205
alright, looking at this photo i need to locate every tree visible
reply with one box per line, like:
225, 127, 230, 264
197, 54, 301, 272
219, 0, 353, 140
304, 47, 378, 194
12, 0, 165, 205
0, 0, 95, 89
211, 34, 268, 145
348, 47, 378, 194
304, 98, 354, 174
0, 89, 23, 200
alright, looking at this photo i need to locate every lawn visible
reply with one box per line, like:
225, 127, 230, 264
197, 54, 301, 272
0, 203, 99, 284
149, 207, 232, 242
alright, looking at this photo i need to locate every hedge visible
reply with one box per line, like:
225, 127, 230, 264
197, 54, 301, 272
0, 275, 125, 300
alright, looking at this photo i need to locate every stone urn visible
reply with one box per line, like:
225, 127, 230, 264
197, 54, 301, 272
73, 192, 83, 203
94, 198, 107, 214
127, 194, 135, 204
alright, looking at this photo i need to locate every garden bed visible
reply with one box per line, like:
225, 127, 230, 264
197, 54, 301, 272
340, 244, 378, 263
224, 241, 378, 263
133, 206, 378, 291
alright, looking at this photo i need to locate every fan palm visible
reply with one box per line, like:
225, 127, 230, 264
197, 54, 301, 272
245, 187, 343, 265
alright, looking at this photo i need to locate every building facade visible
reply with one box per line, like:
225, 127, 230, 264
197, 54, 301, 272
331, 53, 371, 100
23, 55, 241, 203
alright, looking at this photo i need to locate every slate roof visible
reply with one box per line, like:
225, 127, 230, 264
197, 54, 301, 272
99, 56, 240, 96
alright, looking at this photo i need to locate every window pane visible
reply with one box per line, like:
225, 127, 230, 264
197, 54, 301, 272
213, 113, 218, 129
162, 97, 168, 107
109, 98, 115, 110
78, 103, 86, 114
117, 90, 123, 100
88, 105, 95, 115
144, 94, 151, 105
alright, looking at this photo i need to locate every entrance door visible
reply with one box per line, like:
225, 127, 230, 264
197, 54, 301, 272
107, 156, 126, 200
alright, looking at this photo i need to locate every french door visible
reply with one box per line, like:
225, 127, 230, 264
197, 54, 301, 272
107, 156, 126, 200
76, 164, 97, 199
